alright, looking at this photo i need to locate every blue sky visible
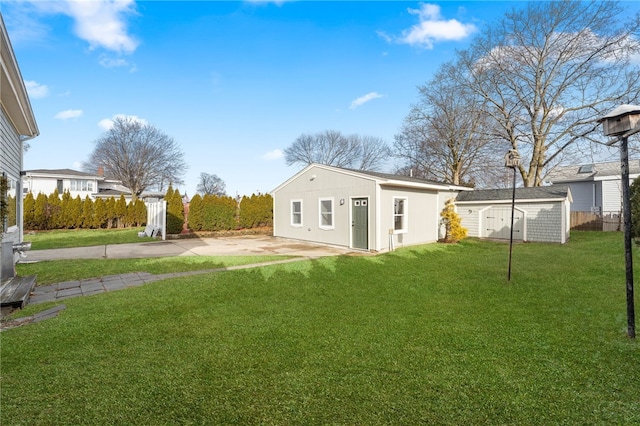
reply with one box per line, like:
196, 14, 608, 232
4, 0, 626, 197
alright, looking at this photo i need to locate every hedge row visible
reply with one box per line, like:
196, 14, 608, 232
4, 187, 273, 234
22, 190, 147, 231
184, 192, 273, 233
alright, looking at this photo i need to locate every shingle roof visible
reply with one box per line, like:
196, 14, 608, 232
456, 185, 570, 202
545, 160, 640, 183
24, 169, 101, 178
344, 167, 462, 187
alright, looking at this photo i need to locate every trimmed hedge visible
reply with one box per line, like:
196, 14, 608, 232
166, 185, 185, 234
19, 189, 272, 234
23, 191, 147, 231
185, 193, 272, 234
238, 193, 273, 228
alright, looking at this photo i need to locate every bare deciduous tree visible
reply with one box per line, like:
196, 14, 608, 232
196, 172, 226, 196
83, 116, 188, 199
284, 130, 390, 171
450, 0, 640, 186
394, 69, 503, 187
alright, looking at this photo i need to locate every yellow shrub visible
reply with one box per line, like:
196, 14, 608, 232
440, 198, 467, 243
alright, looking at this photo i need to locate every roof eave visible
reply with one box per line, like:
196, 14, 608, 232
1, 15, 39, 138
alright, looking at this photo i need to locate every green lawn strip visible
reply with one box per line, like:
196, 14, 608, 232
2, 232, 640, 424
16, 255, 295, 286
24, 228, 155, 250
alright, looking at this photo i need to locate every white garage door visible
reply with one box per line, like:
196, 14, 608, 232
482, 206, 524, 240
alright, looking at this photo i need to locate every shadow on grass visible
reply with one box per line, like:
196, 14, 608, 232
2, 233, 639, 424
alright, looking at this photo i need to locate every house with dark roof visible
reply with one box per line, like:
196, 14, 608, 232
272, 163, 471, 252
455, 186, 572, 244
545, 160, 640, 213
1, 14, 39, 283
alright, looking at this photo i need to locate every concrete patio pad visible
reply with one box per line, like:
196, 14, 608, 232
22, 235, 357, 262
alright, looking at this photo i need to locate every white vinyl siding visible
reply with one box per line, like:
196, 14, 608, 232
602, 180, 623, 212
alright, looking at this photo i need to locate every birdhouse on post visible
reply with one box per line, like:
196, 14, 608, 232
599, 104, 640, 137
504, 149, 520, 168
599, 104, 640, 339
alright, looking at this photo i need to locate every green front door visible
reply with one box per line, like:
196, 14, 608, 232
352, 198, 368, 250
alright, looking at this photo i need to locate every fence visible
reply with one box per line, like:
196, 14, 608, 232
145, 200, 167, 240
570, 211, 621, 231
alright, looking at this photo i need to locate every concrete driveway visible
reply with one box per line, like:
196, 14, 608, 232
23, 235, 356, 262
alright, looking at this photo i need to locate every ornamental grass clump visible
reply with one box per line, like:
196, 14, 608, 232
440, 198, 467, 243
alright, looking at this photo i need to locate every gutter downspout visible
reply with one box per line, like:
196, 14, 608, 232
18, 134, 38, 243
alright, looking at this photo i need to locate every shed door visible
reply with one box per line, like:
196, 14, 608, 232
483, 206, 523, 240
352, 198, 368, 250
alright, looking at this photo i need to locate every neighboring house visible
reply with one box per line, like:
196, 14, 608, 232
272, 163, 471, 252
545, 160, 640, 213
455, 186, 572, 244
22, 168, 162, 202
23, 169, 105, 200
1, 14, 39, 281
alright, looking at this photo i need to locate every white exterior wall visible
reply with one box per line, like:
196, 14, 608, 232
0, 106, 21, 180
23, 175, 99, 199
457, 203, 480, 237
273, 166, 377, 249
523, 201, 565, 243
1, 106, 22, 251
378, 186, 441, 250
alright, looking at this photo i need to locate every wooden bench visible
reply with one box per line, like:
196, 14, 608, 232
0, 275, 37, 310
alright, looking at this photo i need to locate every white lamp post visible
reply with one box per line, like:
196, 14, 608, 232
599, 104, 640, 339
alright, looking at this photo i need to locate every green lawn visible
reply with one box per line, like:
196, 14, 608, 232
2, 232, 639, 424
15, 255, 294, 286
23, 228, 156, 250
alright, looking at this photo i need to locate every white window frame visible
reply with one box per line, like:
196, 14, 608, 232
393, 196, 408, 234
291, 199, 303, 227
319, 197, 334, 230
70, 179, 94, 192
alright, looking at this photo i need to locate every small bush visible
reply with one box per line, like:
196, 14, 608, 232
440, 198, 467, 243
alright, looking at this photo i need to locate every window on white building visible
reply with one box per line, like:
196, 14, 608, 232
291, 200, 302, 226
319, 198, 334, 229
393, 197, 408, 233
70, 179, 94, 192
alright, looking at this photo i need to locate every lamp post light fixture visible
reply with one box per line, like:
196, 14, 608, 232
504, 149, 521, 282
599, 104, 640, 339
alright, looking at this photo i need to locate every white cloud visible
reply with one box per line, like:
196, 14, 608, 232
99, 55, 129, 68
350, 92, 384, 110
98, 114, 148, 130
25, 81, 49, 99
24, 0, 139, 54
55, 109, 83, 120
262, 149, 284, 161
392, 3, 476, 49
66, 0, 139, 53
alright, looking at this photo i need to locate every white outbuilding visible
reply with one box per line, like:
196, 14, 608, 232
455, 186, 572, 244
272, 164, 471, 252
